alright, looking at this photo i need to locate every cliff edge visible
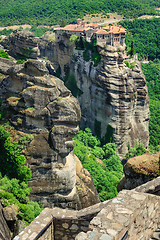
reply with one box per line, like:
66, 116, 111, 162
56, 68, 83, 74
0, 58, 100, 209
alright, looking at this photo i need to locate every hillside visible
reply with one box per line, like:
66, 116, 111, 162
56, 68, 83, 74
119, 18, 160, 151
120, 18, 160, 60
0, 0, 159, 26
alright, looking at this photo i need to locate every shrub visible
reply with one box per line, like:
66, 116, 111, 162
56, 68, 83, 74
0, 126, 31, 182
0, 175, 31, 202
125, 141, 147, 160
74, 128, 123, 201
0, 49, 10, 59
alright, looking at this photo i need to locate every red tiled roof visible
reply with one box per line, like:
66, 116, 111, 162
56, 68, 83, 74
95, 29, 109, 35
87, 23, 101, 28
103, 25, 126, 34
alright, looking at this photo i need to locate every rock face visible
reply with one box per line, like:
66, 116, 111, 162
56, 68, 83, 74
0, 201, 20, 240
1, 30, 39, 58
76, 156, 100, 208
0, 58, 100, 209
1, 30, 150, 154
0, 202, 11, 240
39, 35, 150, 154
70, 44, 150, 154
118, 152, 160, 190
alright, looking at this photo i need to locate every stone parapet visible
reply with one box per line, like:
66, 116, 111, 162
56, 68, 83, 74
76, 190, 160, 240
133, 176, 160, 195
13, 201, 110, 240
13, 189, 160, 240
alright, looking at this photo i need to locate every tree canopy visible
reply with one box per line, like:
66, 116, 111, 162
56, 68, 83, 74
0, 0, 159, 26
121, 18, 160, 60
74, 128, 123, 201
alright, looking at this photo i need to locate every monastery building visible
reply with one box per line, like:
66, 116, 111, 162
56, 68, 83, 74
55, 19, 126, 46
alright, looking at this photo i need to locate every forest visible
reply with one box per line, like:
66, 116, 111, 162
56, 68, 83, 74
120, 18, 160, 151
74, 128, 123, 201
120, 18, 160, 60
0, 0, 159, 26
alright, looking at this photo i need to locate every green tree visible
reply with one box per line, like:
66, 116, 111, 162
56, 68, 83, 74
0, 126, 31, 182
74, 128, 123, 201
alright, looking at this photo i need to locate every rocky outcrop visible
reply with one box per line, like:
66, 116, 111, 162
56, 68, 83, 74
0, 202, 11, 240
0, 58, 99, 209
1, 30, 39, 58
76, 156, 100, 208
39, 36, 150, 154
118, 152, 160, 190
1, 30, 150, 154
0, 201, 20, 240
69, 44, 149, 154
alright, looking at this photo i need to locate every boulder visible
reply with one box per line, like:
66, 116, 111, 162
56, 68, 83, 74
118, 152, 160, 190
1, 30, 39, 58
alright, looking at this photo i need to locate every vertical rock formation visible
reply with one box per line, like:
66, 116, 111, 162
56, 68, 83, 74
70, 44, 150, 154
1, 30, 150, 154
0, 58, 100, 208
38, 34, 150, 154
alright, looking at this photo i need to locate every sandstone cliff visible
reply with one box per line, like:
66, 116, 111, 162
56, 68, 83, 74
0, 202, 11, 240
118, 152, 160, 190
70, 44, 149, 154
39, 35, 150, 154
1, 30, 150, 154
1, 30, 39, 58
0, 58, 100, 209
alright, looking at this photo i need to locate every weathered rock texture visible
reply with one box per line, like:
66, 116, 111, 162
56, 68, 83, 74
39, 36, 150, 154
0, 58, 100, 209
0, 202, 11, 240
76, 156, 100, 209
118, 152, 160, 190
0, 201, 20, 240
1, 30, 39, 58
1, 30, 150, 154
69, 45, 150, 154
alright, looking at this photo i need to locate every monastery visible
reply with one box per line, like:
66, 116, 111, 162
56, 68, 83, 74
55, 18, 126, 46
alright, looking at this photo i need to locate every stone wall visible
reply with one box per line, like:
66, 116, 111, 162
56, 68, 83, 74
13, 201, 110, 240
134, 176, 160, 195
76, 190, 160, 240
13, 178, 160, 240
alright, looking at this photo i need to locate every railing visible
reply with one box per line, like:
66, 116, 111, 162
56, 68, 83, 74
33, 216, 88, 240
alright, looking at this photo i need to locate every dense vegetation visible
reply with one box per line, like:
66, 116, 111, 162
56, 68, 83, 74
120, 18, 160, 151
141, 60, 160, 151
0, 49, 10, 59
0, 124, 43, 224
74, 128, 123, 201
121, 18, 160, 60
0, 103, 43, 224
0, 0, 159, 26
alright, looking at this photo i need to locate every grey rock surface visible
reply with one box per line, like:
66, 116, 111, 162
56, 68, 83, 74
0, 202, 11, 240
0, 30, 150, 154
0, 58, 100, 209
70, 44, 150, 154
